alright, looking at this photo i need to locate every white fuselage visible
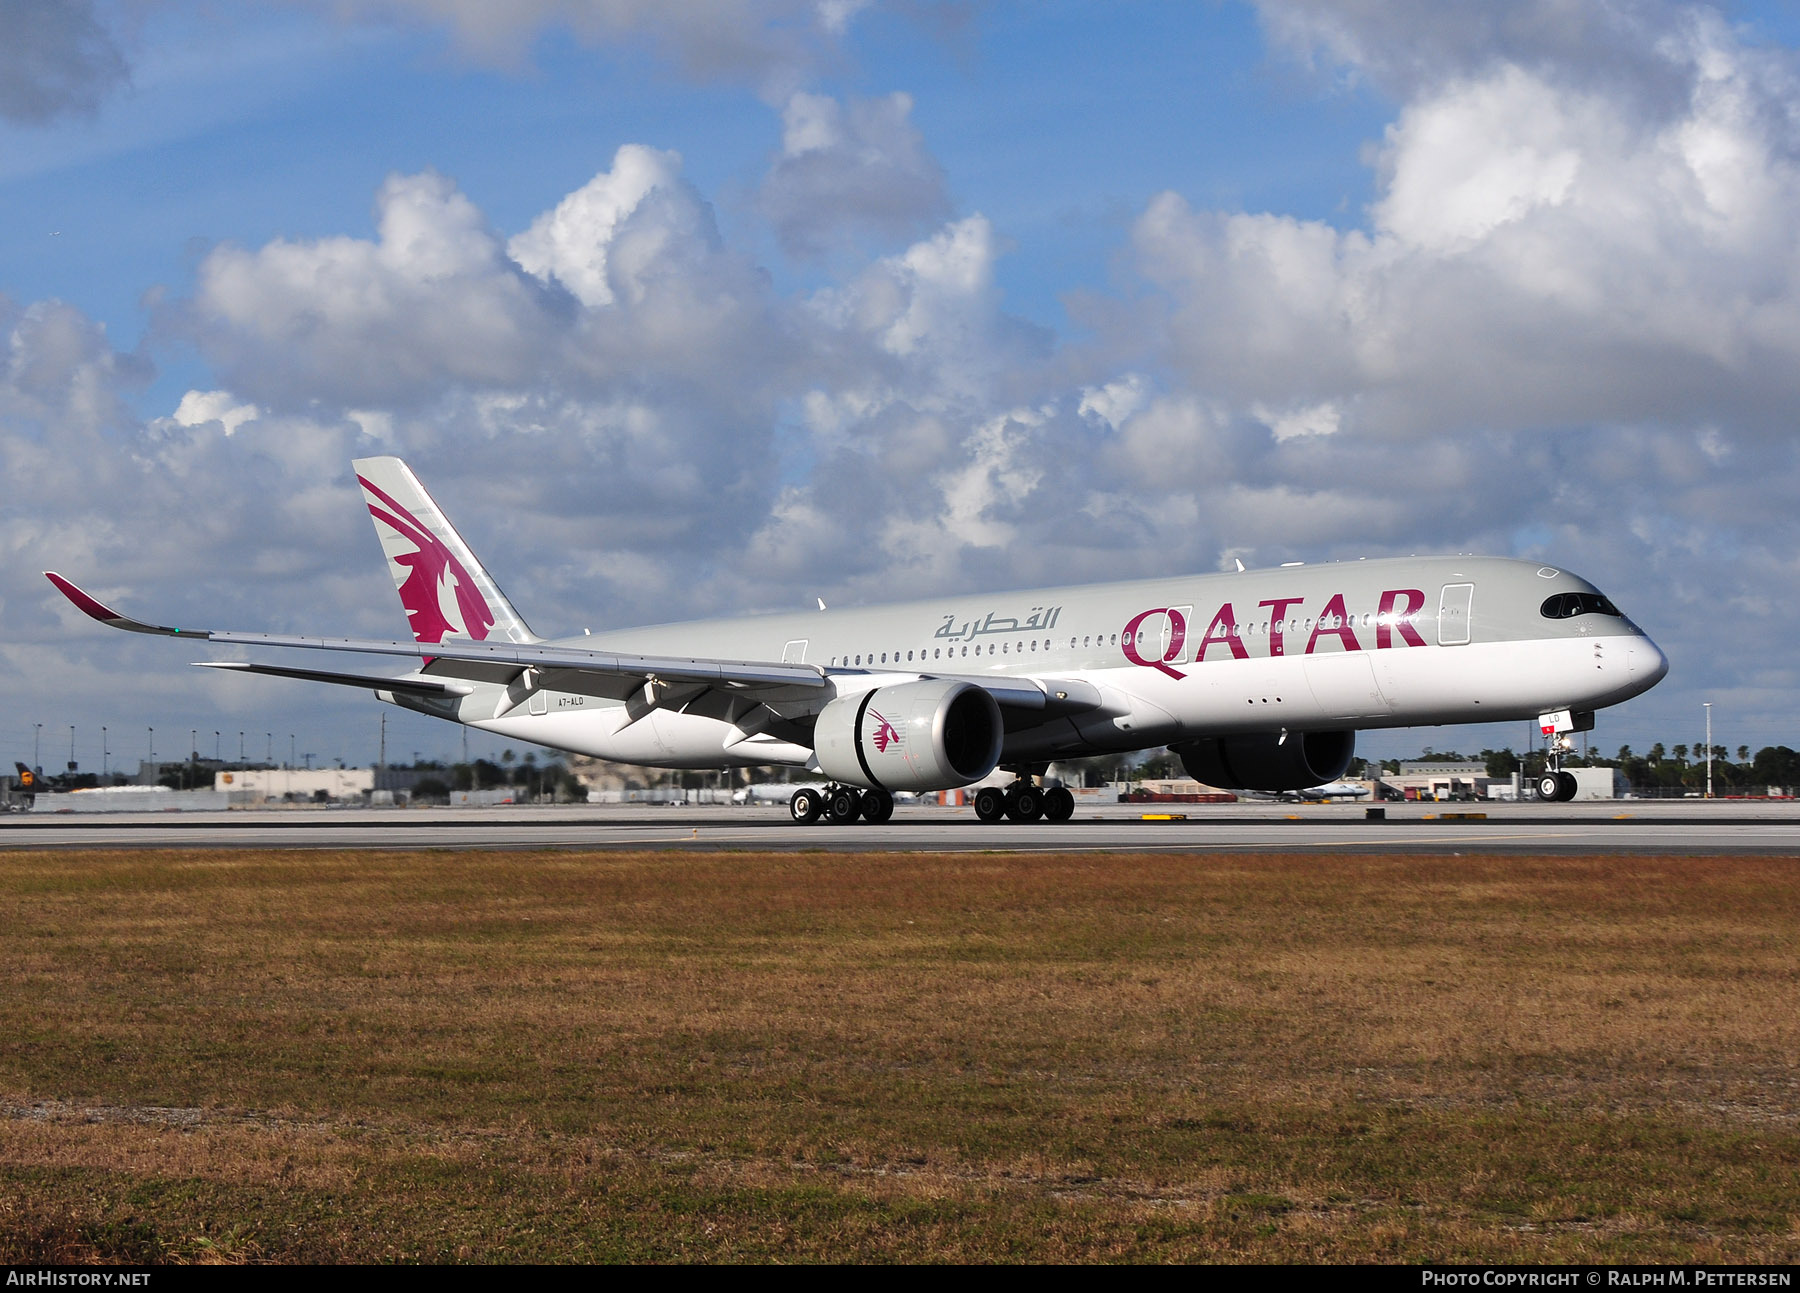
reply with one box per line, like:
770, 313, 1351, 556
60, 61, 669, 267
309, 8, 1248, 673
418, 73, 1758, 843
396, 555, 1668, 774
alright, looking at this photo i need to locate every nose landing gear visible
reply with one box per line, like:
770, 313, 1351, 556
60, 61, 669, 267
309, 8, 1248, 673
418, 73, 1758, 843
1535, 770, 1578, 802
1536, 709, 1594, 802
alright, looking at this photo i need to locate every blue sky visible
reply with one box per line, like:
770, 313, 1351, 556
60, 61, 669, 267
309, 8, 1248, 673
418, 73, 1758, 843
5, 0, 1800, 772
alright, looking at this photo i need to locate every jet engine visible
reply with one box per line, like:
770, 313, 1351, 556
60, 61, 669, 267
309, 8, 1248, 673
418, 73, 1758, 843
1173, 730, 1355, 793
813, 679, 1004, 792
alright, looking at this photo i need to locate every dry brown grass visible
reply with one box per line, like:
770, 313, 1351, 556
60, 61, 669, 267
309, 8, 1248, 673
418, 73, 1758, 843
0, 849, 1796, 1262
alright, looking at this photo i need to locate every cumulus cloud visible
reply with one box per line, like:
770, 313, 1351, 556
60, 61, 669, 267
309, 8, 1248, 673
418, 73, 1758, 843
759, 91, 949, 255
1124, 12, 1800, 439
167, 148, 799, 627
189, 170, 556, 408
0, 0, 129, 123
169, 389, 261, 436
509, 145, 692, 309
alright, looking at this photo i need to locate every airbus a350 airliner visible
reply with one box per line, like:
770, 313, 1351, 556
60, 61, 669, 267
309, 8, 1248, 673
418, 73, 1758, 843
47, 457, 1668, 824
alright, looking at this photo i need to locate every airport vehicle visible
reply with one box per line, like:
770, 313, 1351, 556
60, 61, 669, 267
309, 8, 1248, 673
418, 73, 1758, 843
46, 457, 1668, 823
1249, 779, 1372, 803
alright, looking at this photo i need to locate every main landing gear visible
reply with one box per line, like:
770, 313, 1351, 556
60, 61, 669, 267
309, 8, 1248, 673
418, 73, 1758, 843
973, 770, 1075, 824
787, 774, 1077, 825
790, 785, 894, 825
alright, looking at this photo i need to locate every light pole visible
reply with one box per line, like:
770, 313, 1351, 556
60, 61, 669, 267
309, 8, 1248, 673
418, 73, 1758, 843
101, 726, 108, 779
214, 731, 220, 761
1704, 702, 1713, 799
239, 732, 245, 762
33, 723, 41, 774
68, 725, 75, 771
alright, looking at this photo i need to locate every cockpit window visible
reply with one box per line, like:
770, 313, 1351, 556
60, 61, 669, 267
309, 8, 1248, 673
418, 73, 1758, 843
1540, 592, 1624, 619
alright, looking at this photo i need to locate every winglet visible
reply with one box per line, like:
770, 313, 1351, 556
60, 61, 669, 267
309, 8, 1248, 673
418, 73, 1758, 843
44, 572, 196, 637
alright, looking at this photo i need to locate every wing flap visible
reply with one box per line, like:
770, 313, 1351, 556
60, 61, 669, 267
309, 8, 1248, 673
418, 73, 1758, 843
196, 662, 474, 696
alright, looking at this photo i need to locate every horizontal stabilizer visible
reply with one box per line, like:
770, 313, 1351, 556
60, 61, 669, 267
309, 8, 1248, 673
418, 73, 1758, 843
196, 662, 473, 697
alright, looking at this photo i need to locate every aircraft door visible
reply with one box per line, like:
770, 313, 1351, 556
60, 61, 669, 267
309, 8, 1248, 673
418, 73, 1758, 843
1437, 583, 1474, 646
782, 639, 809, 663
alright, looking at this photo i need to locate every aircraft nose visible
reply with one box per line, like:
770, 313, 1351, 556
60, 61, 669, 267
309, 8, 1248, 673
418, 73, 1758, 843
1633, 634, 1670, 687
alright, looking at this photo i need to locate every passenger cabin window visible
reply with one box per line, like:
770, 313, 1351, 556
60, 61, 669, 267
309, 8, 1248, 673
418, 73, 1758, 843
1540, 592, 1624, 619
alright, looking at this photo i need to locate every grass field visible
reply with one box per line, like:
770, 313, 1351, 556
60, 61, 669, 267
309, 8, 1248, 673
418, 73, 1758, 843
0, 848, 1796, 1263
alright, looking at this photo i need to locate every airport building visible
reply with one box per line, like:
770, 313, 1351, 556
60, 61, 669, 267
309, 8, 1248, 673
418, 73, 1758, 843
213, 767, 374, 801
1385, 762, 1624, 801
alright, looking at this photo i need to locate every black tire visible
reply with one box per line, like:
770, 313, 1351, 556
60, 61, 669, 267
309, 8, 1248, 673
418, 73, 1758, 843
1043, 786, 1075, 822
1536, 773, 1562, 802
1556, 771, 1579, 802
825, 787, 862, 824
860, 788, 895, 823
973, 786, 1007, 823
1006, 785, 1043, 822
789, 787, 823, 824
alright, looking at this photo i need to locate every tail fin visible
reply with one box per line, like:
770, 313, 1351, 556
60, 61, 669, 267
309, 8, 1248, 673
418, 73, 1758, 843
352, 456, 539, 645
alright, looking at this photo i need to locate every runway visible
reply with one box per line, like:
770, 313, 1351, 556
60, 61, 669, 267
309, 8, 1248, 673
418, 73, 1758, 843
4, 798, 1799, 853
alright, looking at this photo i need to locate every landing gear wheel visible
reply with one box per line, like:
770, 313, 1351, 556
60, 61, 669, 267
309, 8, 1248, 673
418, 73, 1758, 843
825, 787, 863, 824
1043, 786, 1075, 822
973, 786, 1007, 823
789, 787, 823, 824
1536, 773, 1562, 802
1556, 771, 1578, 802
1005, 785, 1043, 822
860, 788, 895, 823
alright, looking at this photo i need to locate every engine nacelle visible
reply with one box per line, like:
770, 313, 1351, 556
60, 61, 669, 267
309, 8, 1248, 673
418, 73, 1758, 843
813, 679, 1004, 792
1174, 730, 1355, 793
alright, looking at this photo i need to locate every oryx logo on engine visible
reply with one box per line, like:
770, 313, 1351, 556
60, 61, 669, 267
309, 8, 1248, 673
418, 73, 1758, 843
868, 710, 901, 753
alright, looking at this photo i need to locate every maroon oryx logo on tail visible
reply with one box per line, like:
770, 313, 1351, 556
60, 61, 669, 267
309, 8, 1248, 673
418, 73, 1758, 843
358, 475, 495, 644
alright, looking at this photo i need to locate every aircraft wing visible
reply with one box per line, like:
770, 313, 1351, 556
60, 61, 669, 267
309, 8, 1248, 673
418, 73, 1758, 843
45, 572, 829, 698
